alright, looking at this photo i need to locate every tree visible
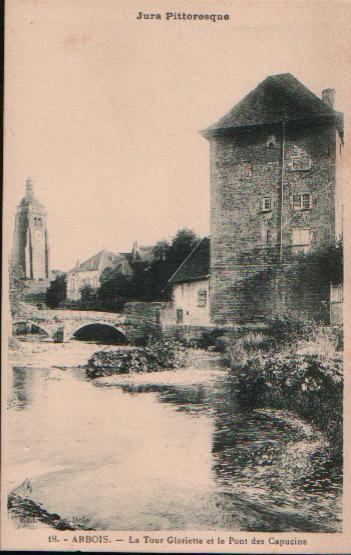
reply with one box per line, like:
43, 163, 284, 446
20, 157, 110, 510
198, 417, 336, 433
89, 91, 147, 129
65, 228, 202, 312
45, 274, 67, 309
167, 228, 199, 274
145, 228, 200, 300
293, 239, 343, 288
80, 284, 97, 306
9, 262, 27, 318
97, 268, 134, 311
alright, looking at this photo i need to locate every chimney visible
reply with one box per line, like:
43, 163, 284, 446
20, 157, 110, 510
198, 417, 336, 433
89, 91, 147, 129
132, 240, 139, 262
322, 88, 335, 108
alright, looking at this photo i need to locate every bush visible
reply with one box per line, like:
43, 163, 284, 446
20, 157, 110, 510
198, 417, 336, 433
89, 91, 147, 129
224, 331, 268, 369
196, 329, 224, 350
231, 349, 343, 462
86, 338, 187, 378
267, 310, 317, 345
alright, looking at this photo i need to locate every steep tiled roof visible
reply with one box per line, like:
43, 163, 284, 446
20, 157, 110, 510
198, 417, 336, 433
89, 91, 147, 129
202, 73, 342, 136
169, 237, 210, 284
73, 250, 116, 272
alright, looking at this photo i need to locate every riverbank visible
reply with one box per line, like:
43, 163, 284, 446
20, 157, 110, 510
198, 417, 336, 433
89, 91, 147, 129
93, 349, 225, 387
223, 313, 343, 464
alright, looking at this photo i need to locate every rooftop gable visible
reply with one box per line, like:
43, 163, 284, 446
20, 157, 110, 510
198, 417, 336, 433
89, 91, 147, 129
70, 250, 116, 273
169, 237, 210, 284
202, 73, 342, 136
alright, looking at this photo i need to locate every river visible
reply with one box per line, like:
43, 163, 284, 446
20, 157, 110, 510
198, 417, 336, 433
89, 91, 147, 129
6, 340, 342, 532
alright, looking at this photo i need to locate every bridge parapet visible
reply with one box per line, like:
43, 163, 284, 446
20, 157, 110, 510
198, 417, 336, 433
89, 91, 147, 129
12, 309, 126, 342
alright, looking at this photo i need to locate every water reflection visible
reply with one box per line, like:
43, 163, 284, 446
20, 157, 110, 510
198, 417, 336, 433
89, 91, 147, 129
8, 343, 342, 532
106, 373, 342, 531
12, 366, 50, 410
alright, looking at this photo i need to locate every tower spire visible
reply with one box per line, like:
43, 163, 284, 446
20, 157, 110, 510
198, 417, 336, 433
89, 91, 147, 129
26, 177, 33, 195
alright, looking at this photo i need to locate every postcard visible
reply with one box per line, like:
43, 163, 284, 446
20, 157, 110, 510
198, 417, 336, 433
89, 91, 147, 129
1, 0, 351, 552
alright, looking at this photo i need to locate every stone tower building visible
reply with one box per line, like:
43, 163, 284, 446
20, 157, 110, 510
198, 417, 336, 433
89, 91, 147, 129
201, 74, 343, 324
12, 178, 50, 280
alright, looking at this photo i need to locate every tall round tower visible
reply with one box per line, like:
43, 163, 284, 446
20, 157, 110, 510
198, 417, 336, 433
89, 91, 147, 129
11, 178, 50, 280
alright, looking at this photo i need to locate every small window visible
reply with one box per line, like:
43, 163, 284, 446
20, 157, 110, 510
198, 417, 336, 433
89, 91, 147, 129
293, 194, 302, 210
262, 197, 271, 212
291, 157, 311, 171
292, 193, 311, 210
292, 228, 311, 254
197, 289, 207, 308
302, 193, 311, 210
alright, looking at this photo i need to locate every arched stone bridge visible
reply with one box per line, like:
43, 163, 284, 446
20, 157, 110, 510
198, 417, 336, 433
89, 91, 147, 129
13, 309, 128, 342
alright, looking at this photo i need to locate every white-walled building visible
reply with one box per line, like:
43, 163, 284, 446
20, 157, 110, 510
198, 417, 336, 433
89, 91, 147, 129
168, 238, 210, 326
66, 244, 155, 301
67, 250, 121, 301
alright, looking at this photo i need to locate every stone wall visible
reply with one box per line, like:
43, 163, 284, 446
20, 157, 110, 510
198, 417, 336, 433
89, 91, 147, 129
209, 119, 340, 324
162, 322, 268, 345
124, 302, 171, 343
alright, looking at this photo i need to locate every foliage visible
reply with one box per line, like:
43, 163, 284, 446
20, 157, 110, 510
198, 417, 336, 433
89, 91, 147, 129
139, 228, 200, 301
61, 228, 200, 312
45, 274, 67, 309
9, 262, 27, 318
80, 283, 96, 303
77, 228, 201, 311
267, 310, 317, 346
294, 238, 343, 287
196, 329, 226, 350
97, 268, 135, 311
86, 338, 187, 378
229, 347, 343, 463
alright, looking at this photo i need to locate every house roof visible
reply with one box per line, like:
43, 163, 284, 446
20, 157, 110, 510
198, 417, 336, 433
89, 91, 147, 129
138, 246, 155, 263
202, 73, 343, 136
68, 243, 156, 275
169, 237, 210, 284
71, 250, 117, 273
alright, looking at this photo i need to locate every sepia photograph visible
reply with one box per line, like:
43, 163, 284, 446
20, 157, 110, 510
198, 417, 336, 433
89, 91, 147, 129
1, 0, 350, 552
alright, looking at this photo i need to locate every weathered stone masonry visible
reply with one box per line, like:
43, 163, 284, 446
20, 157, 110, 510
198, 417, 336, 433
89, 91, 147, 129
202, 74, 343, 324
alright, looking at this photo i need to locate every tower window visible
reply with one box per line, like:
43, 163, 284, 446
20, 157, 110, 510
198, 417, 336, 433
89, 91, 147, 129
289, 154, 312, 171
262, 197, 271, 212
302, 193, 311, 210
293, 193, 311, 210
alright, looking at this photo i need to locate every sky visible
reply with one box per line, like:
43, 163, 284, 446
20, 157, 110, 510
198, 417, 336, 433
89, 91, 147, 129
4, 0, 350, 271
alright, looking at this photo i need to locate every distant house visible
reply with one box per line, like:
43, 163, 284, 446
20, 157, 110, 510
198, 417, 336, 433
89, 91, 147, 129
66, 243, 155, 301
67, 250, 120, 301
168, 237, 210, 325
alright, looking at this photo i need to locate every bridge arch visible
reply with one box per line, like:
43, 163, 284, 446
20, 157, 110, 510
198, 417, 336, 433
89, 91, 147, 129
12, 320, 51, 338
68, 321, 128, 343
